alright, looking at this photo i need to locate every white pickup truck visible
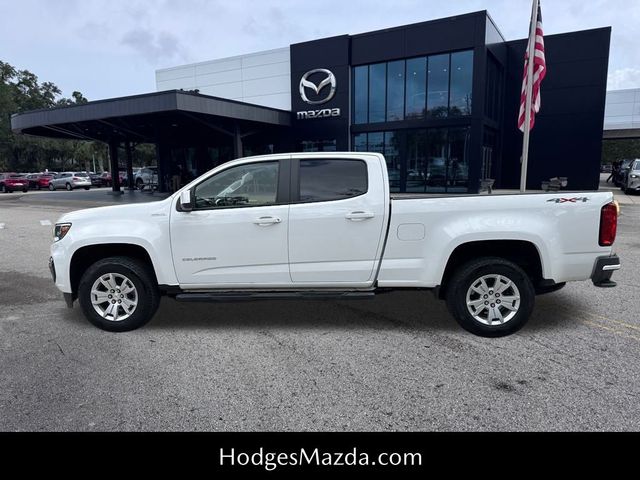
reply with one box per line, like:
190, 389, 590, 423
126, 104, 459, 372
49, 152, 620, 337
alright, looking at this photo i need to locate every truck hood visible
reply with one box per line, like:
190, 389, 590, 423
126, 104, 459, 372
56, 197, 174, 225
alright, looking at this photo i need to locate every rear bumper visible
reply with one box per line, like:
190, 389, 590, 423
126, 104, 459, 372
591, 255, 620, 287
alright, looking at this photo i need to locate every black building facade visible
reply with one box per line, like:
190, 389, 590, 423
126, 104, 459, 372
289, 11, 611, 193
12, 11, 611, 194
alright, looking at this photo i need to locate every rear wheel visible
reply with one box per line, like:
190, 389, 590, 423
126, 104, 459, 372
66, 183, 72, 191
84, 186, 90, 190
446, 257, 535, 337
1, 184, 7, 193
49, 183, 55, 191
136, 178, 144, 190
78, 256, 160, 332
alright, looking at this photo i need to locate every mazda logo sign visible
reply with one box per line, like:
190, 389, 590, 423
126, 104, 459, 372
299, 69, 336, 105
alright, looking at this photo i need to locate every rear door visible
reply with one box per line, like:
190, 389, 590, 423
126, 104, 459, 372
288, 155, 388, 285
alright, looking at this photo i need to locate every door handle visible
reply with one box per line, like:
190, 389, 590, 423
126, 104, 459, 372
345, 211, 375, 221
253, 216, 282, 226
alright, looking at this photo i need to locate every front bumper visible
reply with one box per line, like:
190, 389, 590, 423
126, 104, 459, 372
49, 256, 56, 282
49, 256, 74, 307
591, 255, 620, 287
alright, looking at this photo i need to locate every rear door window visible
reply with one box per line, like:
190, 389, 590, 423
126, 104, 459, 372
298, 159, 368, 203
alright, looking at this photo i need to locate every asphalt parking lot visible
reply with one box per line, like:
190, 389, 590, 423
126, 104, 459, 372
1, 187, 639, 431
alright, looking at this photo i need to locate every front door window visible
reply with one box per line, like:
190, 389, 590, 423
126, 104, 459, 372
193, 161, 279, 209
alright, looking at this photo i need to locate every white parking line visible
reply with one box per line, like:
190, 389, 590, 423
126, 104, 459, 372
40, 220, 52, 226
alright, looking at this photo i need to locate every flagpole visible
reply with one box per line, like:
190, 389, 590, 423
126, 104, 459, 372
520, 0, 539, 193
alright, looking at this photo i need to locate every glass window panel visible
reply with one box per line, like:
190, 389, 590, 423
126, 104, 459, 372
384, 131, 401, 193
299, 159, 368, 203
406, 130, 428, 193
427, 54, 450, 118
353, 66, 368, 124
405, 57, 426, 119
425, 128, 448, 192
353, 133, 367, 152
386, 60, 405, 121
368, 63, 387, 123
367, 132, 384, 154
300, 140, 337, 152
194, 161, 279, 209
448, 127, 471, 193
450, 50, 474, 117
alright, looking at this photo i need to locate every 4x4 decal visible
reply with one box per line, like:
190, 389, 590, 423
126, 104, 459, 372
547, 197, 590, 203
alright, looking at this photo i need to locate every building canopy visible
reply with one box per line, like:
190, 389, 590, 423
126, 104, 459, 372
11, 90, 292, 192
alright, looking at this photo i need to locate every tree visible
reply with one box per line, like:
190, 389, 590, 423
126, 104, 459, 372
602, 139, 640, 164
0, 60, 97, 172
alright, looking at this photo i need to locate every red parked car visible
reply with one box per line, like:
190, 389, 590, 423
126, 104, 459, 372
36, 174, 55, 189
100, 171, 126, 187
0, 173, 30, 193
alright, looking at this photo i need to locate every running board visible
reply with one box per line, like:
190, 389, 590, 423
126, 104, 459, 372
174, 291, 376, 303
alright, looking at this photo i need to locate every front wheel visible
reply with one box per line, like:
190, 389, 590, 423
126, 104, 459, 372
78, 256, 160, 332
445, 257, 535, 337
1, 184, 7, 193
84, 186, 90, 190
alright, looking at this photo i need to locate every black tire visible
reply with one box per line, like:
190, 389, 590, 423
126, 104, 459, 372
22, 188, 28, 193
36, 184, 41, 190
49, 183, 55, 191
66, 183, 72, 191
535, 282, 566, 295
84, 186, 90, 190
1, 184, 6, 193
78, 256, 160, 332
445, 257, 535, 337
136, 179, 144, 190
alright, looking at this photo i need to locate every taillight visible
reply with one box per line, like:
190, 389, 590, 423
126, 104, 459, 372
599, 201, 618, 247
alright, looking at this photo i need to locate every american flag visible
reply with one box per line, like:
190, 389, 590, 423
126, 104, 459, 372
518, 2, 547, 132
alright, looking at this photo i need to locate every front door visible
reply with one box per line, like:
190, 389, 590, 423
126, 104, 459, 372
170, 159, 290, 287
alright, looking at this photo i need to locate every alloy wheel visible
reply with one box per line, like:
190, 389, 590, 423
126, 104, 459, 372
465, 274, 521, 326
90, 273, 139, 322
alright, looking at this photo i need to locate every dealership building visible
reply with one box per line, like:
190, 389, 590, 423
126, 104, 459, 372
12, 11, 611, 193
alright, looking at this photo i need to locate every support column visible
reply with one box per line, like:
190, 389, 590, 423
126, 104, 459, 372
155, 142, 171, 193
108, 140, 121, 193
195, 144, 209, 176
125, 141, 135, 190
233, 124, 243, 159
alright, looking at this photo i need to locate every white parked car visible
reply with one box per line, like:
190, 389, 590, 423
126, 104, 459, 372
134, 166, 158, 190
48, 172, 92, 191
624, 159, 640, 194
49, 153, 620, 337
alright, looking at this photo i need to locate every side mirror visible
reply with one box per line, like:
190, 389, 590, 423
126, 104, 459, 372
179, 189, 193, 212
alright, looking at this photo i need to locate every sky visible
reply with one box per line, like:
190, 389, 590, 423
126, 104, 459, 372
0, 0, 638, 101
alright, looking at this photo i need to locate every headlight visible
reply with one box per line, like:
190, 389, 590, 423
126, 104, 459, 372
54, 223, 72, 242
630, 174, 638, 179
